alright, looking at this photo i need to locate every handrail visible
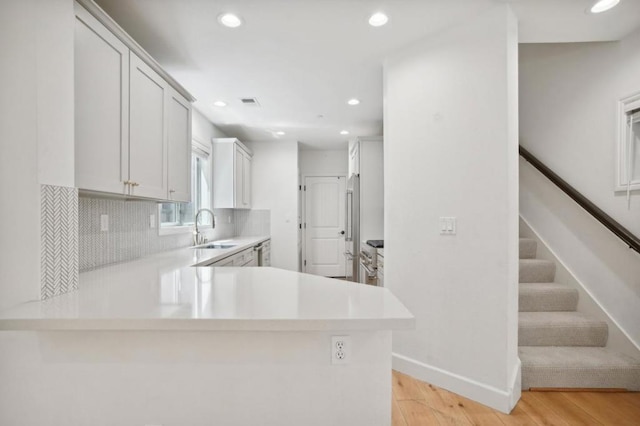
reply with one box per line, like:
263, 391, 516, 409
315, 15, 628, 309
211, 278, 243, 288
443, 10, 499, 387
519, 145, 640, 255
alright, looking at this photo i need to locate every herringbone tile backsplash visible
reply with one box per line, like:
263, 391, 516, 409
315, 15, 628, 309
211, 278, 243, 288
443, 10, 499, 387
38, 189, 271, 296
41, 185, 79, 299
79, 197, 238, 271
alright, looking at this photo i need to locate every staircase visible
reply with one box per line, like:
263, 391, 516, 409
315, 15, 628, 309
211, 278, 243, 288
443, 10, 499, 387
518, 237, 640, 390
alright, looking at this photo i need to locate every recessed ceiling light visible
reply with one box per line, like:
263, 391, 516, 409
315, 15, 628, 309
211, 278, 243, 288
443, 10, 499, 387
368, 12, 389, 27
590, 0, 620, 13
218, 13, 243, 28
213, 101, 227, 107
340, 130, 349, 135
347, 98, 360, 106
276, 131, 285, 136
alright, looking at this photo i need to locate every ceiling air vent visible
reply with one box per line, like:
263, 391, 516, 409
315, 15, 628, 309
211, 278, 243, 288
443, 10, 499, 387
240, 97, 260, 106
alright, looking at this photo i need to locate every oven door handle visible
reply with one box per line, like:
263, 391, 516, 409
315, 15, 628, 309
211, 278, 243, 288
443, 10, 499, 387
359, 259, 377, 277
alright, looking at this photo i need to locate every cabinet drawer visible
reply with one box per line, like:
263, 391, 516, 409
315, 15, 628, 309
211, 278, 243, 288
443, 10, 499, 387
232, 248, 254, 266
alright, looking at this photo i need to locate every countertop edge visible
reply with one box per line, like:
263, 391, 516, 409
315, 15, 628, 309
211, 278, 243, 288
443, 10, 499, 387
0, 317, 415, 332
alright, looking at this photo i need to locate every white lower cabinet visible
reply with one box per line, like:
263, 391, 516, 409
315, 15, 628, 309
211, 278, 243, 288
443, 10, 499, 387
206, 240, 269, 267
213, 257, 234, 267
262, 241, 271, 267
376, 249, 384, 287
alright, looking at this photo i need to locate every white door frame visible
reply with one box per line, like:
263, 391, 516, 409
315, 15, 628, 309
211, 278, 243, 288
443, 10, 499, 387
301, 174, 347, 276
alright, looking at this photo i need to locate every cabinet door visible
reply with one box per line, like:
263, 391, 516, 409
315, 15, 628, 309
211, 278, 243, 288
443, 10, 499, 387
233, 248, 255, 266
167, 89, 191, 202
129, 53, 167, 199
212, 257, 234, 267
234, 146, 244, 208
242, 153, 251, 208
74, 5, 129, 194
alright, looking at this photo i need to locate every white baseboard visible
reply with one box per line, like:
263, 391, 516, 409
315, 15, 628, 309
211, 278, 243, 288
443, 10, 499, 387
392, 352, 520, 414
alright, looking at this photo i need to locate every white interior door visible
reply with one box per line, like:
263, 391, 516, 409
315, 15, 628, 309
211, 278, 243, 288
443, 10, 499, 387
304, 176, 346, 277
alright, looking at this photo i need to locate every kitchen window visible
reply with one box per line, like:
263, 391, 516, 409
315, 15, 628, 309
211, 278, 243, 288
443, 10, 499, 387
159, 140, 212, 233
617, 92, 640, 206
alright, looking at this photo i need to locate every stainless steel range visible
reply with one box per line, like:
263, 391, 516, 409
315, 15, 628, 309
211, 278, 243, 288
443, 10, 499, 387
359, 240, 383, 286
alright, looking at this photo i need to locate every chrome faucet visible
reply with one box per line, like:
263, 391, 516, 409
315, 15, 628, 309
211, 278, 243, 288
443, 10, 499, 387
193, 208, 215, 246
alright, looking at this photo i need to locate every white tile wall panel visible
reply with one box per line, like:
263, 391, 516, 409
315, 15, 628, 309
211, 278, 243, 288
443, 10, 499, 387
78, 197, 237, 271
41, 185, 79, 299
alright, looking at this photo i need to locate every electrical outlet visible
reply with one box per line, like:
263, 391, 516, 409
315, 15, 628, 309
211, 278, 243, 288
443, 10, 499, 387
331, 335, 351, 365
100, 214, 109, 232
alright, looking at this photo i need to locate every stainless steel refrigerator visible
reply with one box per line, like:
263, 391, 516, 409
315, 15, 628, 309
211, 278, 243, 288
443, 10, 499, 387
344, 174, 360, 282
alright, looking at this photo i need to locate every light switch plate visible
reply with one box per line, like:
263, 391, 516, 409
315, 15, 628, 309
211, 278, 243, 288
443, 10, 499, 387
439, 217, 456, 235
149, 214, 156, 229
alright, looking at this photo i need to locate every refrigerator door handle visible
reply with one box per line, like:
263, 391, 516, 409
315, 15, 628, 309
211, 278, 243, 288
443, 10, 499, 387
345, 190, 353, 242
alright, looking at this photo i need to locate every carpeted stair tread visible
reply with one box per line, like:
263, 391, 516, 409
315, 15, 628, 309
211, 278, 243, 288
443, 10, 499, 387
519, 258, 556, 283
519, 312, 608, 347
519, 238, 537, 259
520, 346, 640, 391
519, 283, 579, 312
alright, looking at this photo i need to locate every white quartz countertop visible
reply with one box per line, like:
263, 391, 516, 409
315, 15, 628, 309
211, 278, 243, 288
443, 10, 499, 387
0, 236, 414, 332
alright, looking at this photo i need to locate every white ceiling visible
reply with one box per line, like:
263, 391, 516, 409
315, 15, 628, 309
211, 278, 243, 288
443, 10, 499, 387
94, 0, 640, 149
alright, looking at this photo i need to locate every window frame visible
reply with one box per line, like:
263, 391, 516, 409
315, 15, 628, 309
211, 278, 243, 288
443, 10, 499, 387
158, 139, 213, 235
616, 91, 640, 193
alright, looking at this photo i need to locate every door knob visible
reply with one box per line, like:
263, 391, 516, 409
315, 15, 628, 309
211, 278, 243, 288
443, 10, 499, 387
340, 230, 345, 235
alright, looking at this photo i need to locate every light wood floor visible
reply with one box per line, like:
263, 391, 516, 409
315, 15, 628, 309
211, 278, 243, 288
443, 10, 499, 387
392, 370, 640, 426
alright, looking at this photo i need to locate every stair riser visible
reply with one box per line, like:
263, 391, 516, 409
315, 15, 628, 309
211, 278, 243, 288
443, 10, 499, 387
522, 367, 640, 391
519, 239, 537, 259
519, 261, 556, 283
519, 326, 608, 347
519, 290, 578, 312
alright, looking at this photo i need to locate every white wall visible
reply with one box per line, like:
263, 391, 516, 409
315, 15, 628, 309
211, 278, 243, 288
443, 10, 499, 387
192, 107, 228, 143
519, 30, 640, 236
0, 0, 74, 311
519, 29, 640, 353
37, 0, 75, 187
383, 5, 519, 413
299, 149, 348, 176
246, 141, 299, 271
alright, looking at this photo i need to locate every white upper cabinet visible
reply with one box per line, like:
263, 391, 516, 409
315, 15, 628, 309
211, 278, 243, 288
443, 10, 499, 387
213, 138, 253, 209
348, 140, 360, 176
74, 4, 129, 195
74, 1, 194, 201
242, 151, 252, 208
167, 89, 192, 202
128, 53, 167, 199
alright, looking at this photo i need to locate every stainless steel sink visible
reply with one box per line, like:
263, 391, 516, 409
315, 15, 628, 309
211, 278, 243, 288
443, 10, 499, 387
193, 243, 236, 249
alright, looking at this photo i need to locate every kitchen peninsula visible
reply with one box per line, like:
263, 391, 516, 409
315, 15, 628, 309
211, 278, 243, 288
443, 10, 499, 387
0, 241, 414, 426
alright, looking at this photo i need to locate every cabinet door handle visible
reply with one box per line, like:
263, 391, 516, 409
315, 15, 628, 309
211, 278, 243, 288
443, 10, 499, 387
123, 180, 132, 186
169, 189, 175, 193
131, 182, 139, 187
